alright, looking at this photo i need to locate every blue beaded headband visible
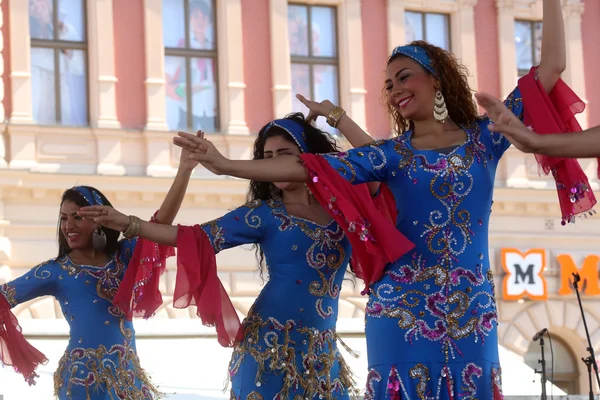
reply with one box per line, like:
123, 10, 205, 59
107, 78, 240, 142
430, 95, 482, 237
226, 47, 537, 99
390, 45, 437, 76
72, 186, 104, 206
264, 119, 309, 153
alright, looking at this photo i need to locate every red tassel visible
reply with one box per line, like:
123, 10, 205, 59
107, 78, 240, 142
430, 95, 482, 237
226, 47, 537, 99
0, 295, 48, 384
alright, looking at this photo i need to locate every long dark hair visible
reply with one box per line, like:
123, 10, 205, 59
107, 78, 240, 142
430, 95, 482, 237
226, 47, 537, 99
57, 186, 120, 257
247, 112, 341, 277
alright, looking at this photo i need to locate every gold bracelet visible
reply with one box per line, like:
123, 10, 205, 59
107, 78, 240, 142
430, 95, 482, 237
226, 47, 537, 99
326, 106, 346, 128
123, 215, 141, 238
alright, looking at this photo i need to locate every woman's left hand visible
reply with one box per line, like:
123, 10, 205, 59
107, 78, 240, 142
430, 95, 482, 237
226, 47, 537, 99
296, 94, 335, 123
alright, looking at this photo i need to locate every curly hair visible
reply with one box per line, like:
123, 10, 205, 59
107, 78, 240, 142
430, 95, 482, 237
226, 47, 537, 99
247, 112, 341, 278
383, 40, 479, 135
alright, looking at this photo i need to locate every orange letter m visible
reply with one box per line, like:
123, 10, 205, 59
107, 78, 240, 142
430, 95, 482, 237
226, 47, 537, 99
557, 254, 600, 296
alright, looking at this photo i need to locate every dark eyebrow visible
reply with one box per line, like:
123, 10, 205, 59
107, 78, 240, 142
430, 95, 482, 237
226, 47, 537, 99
385, 68, 410, 84
395, 68, 409, 78
59, 212, 78, 216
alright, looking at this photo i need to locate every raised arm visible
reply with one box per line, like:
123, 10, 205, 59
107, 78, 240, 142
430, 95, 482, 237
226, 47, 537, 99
79, 201, 268, 251
174, 132, 308, 182
78, 207, 179, 246
476, 92, 600, 158
174, 131, 394, 185
154, 130, 204, 224
296, 94, 381, 195
536, 0, 566, 93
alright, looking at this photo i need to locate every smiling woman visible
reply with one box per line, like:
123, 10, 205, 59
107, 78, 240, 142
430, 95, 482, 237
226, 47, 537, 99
0, 186, 162, 399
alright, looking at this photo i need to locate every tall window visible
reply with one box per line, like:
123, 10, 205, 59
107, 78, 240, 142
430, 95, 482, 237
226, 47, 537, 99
524, 337, 579, 393
288, 4, 339, 135
404, 11, 450, 50
163, 0, 218, 132
29, 0, 88, 126
515, 20, 542, 77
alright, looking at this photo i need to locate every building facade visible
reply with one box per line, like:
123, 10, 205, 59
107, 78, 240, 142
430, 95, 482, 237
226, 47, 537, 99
0, 0, 599, 397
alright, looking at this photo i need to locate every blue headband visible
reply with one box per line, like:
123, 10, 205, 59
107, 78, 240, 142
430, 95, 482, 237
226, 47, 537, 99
390, 45, 437, 76
72, 186, 104, 206
264, 119, 309, 153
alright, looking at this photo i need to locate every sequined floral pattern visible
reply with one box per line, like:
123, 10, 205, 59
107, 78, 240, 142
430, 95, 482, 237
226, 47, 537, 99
0, 238, 160, 399
54, 343, 159, 399
320, 88, 525, 399
0, 282, 17, 307
228, 311, 357, 400
199, 200, 355, 398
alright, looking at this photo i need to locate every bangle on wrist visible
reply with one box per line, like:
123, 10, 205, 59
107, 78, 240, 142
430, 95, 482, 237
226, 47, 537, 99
326, 106, 346, 128
123, 216, 141, 238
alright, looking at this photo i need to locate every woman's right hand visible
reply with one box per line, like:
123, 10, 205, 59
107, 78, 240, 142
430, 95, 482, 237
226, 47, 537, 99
178, 130, 204, 173
78, 206, 131, 233
173, 132, 231, 175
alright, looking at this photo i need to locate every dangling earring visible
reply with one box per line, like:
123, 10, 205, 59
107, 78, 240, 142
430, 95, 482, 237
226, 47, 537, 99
92, 226, 107, 252
433, 89, 448, 123
269, 184, 282, 201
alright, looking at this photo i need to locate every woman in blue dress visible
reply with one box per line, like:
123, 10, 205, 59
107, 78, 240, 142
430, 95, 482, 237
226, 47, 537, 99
169, 1, 575, 397
0, 186, 165, 399
79, 113, 374, 399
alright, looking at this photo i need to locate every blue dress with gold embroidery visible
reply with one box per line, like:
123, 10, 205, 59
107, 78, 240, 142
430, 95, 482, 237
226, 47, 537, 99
320, 90, 524, 399
200, 198, 355, 399
0, 238, 160, 400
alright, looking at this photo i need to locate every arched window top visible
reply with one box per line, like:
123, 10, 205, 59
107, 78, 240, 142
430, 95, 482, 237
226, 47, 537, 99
524, 336, 579, 393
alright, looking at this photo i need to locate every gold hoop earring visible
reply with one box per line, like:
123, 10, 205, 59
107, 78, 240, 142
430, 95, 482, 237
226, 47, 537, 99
433, 90, 448, 123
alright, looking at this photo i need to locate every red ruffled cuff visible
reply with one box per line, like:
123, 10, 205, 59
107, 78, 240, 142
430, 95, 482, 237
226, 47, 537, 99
518, 68, 597, 223
174, 225, 242, 347
113, 213, 176, 320
301, 153, 415, 294
0, 295, 47, 385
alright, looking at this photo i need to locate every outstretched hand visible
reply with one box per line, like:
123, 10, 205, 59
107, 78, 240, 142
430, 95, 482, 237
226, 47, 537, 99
475, 92, 540, 154
78, 206, 131, 232
178, 130, 205, 172
296, 94, 335, 124
173, 132, 230, 175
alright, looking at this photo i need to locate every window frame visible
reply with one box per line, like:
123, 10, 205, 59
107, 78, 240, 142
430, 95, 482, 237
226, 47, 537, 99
404, 10, 452, 51
163, 0, 220, 132
288, 2, 340, 113
514, 19, 542, 77
29, 0, 89, 125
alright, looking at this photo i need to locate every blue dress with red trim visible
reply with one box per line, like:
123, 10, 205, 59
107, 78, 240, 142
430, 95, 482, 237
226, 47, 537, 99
0, 238, 160, 400
199, 198, 356, 399
319, 89, 524, 399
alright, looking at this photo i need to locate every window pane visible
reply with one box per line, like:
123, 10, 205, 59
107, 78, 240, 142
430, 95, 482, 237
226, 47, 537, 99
31, 47, 57, 124
534, 22, 543, 65
189, 0, 215, 50
310, 7, 336, 57
425, 14, 449, 50
405, 12, 423, 44
163, 0, 186, 48
164, 55, 188, 131
288, 5, 309, 56
58, 0, 85, 41
291, 63, 310, 113
29, 0, 55, 40
59, 49, 87, 125
190, 57, 217, 132
313, 65, 338, 135
515, 21, 533, 71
